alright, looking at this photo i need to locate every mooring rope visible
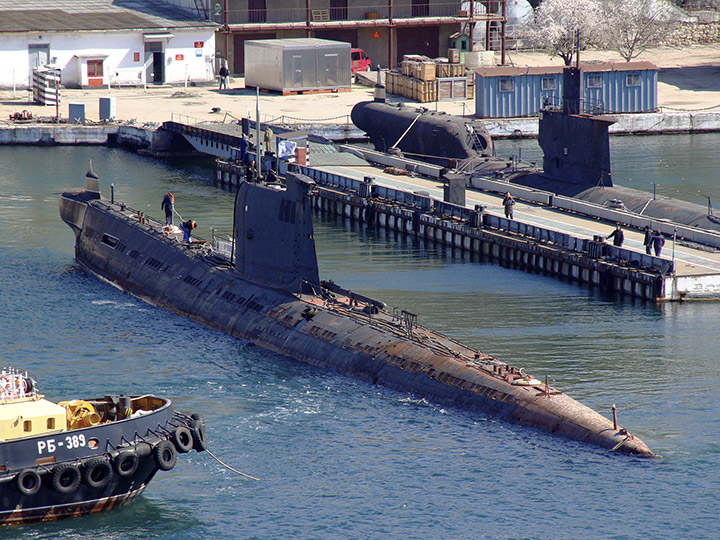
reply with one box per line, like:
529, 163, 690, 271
205, 448, 260, 481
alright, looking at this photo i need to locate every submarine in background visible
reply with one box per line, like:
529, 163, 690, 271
351, 100, 493, 167
351, 67, 720, 234
59, 166, 653, 457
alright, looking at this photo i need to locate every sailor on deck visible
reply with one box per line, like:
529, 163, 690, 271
180, 219, 196, 243
161, 192, 175, 225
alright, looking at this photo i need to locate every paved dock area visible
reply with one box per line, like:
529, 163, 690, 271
1, 44, 719, 128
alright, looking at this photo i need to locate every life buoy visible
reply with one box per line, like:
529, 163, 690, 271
84, 457, 114, 489
172, 426, 193, 454
52, 463, 81, 494
190, 418, 208, 452
16, 469, 41, 496
114, 449, 139, 477
153, 440, 177, 471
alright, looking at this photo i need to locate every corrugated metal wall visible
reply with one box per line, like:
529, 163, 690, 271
476, 68, 657, 118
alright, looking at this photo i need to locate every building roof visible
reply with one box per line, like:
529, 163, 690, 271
0, 0, 217, 33
475, 61, 658, 78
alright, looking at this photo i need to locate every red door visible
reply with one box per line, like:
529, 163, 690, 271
87, 59, 103, 88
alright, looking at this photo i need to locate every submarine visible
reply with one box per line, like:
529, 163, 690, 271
351, 100, 493, 166
59, 167, 653, 457
352, 67, 720, 234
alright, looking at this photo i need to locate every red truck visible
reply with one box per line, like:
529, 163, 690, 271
351, 49, 372, 73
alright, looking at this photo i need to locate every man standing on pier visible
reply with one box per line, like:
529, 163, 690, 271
607, 223, 625, 247
503, 192, 515, 219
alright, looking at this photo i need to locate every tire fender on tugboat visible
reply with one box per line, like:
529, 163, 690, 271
190, 414, 207, 452
83, 456, 114, 489
114, 449, 139, 477
172, 426, 193, 454
51, 463, 81, 494
153, 440, 177, 471
16, 469, 41, 496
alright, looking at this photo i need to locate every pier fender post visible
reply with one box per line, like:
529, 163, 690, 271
412, 210, 421, 233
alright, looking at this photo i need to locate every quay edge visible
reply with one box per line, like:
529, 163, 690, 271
5, 108, 720, 149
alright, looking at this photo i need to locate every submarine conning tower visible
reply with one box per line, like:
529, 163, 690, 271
233, 172, 320, 294
538, 67, 615, 188
351, 101, 493, 166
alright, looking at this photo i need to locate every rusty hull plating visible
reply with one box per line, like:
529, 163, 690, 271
59, 171, 653, 457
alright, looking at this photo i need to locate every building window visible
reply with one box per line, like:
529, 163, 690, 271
541, 77, 556, 91
626, 73, 642, 87
587, 75, 602, 88
412, 0, 430, 17
87, 59, 103, 77
499, 78, 514, 92
330, 0, 348, 20
248, 0, 266, 23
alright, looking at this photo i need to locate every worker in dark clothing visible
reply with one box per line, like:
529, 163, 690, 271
643, 225, 653, 254
651, 230, 665, 256
246, 160, 257, 182
607, 223, 624, 247
219, 64, 229, 90
179, 219, 196, 242
503, 192, 515, 219
161, 192, 174, 225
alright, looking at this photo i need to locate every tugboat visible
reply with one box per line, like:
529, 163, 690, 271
0, 367, 206, 525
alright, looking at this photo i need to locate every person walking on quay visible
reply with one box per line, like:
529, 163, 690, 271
643, 225, 653, 254
651, 230, 665, 256
503, 192, 515, 219
161, 192, 174, 225
218, 63, 229, 90
607, 223, 625, 247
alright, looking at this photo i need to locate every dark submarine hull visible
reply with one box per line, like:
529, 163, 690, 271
59, 173, 653, 457
351, 101, 493, 166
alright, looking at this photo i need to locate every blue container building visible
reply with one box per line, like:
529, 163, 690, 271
474, 61, 658, 118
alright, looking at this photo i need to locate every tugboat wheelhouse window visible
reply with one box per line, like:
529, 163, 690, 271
101, 233, 119, 248
47, 417, 55, 429
24, 420, 32, 432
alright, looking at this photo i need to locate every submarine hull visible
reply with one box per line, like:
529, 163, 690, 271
351, 101, 493, 165
59, 178, 653, 457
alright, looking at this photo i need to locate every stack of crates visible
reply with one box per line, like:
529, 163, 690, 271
386, 49, 471, 103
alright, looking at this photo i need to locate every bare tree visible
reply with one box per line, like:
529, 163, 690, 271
600, 0, 674, 62
521, 0, 603, 66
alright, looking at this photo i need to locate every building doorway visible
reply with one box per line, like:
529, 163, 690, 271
145, 42, 165, 84
87, 59, 104, 87
396, 26, 439, 64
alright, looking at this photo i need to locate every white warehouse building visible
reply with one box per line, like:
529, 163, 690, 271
0, 0, 218, 89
